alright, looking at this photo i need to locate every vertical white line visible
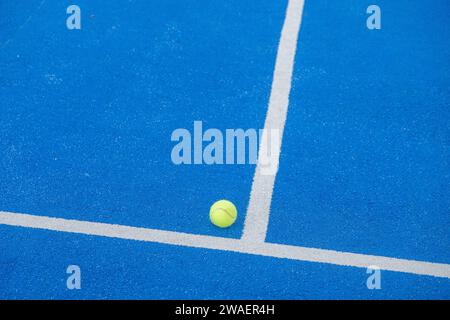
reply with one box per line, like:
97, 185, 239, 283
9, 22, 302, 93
242, 0, 305, 242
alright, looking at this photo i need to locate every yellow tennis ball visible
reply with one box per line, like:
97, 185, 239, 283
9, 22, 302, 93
209, 200, 237, 228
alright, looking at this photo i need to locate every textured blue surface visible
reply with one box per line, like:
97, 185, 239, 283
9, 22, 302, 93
269, 0, 450, 264
1, 0, 449, 299
0, 0, 286, 238
0, 225, 449, 299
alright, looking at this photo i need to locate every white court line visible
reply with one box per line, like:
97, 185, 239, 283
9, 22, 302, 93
1, 211, 450, 279
242, 0, 305, 242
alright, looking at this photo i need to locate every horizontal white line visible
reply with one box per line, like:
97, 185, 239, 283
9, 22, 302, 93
1, 211, 449, 279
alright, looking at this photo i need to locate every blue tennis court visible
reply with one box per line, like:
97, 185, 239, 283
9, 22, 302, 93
0, 0, 449, 299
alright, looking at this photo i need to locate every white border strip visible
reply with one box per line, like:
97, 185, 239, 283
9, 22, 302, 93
1, 211, 449, 279
242, 0, 305, 242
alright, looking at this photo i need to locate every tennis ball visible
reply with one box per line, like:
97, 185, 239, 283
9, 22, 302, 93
209, 200, 237, 228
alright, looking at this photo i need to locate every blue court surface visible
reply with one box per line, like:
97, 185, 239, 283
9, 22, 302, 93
0, 0, 449, 299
